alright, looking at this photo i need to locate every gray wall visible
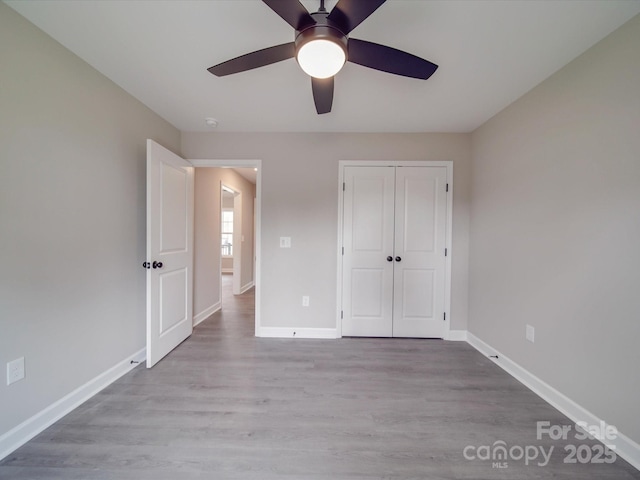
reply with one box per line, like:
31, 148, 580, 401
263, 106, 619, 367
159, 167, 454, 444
182, 133, 472, 331
0, 3, 180, 435
194, 168, 255, 319
469, 15, 640, 444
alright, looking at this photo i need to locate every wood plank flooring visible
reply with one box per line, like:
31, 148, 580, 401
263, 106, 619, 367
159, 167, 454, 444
1, 274, 638, 479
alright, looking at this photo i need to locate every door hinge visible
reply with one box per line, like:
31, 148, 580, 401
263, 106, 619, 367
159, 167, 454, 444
443, 312, 446, 321
343, 182, 345, 191
446, 183, 449, 192
342, 246, 344, 255
341, 310, 344, 319
444, 248, 447, 257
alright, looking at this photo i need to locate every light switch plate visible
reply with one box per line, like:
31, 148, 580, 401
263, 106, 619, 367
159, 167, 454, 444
526, 325, 535, 343
280, 237, 291, 248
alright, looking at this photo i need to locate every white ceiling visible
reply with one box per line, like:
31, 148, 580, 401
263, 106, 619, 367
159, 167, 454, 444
5, 0, 640, 133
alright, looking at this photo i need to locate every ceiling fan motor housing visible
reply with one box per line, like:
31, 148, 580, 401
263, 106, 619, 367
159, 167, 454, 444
294, 12, 348, 60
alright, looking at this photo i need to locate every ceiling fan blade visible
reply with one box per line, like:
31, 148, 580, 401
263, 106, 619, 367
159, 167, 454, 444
348, 38, 438, 80
327, 0, 386, 34
262, 0, 315, 31
208, 43, 295, 77
312, 76, 334, 114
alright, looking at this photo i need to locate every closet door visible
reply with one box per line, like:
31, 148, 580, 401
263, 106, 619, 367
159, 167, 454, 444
392, 167, 447, 338
342, 166, 395, 337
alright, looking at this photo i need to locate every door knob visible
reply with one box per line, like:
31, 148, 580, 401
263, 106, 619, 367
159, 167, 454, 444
387, 256, 393, 262
152, 261, 163, 269
395, 256, 401, 262
142, 262, 150, 269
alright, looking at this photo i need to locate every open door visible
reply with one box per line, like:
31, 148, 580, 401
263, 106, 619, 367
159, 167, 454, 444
146, 140, 194, 368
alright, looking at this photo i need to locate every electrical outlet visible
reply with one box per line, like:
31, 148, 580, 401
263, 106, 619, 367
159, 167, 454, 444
7, 357, 25, 385
302, 296, 310, 307
526, 325, 535, 343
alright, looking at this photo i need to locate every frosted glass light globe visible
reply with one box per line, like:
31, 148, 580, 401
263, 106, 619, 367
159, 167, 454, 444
297, 39, 346, 79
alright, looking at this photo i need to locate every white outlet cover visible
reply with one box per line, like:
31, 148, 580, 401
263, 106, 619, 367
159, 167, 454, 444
302, 296, 310, 307
7, 357, 25, 385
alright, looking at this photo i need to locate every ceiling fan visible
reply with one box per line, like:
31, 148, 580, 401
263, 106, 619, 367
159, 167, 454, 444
207, 0, 438, 114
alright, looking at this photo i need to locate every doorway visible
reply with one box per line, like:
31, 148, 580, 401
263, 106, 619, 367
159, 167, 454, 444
220, 184, 242, 299
192, 160, 261, 335
146, 141, 261, 366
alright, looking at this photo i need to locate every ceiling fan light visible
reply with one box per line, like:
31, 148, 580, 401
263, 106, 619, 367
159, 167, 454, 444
297, 39, 346, 79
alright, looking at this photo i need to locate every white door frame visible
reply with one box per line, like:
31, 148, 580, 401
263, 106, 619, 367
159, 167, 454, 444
336, 160, 453, 339
191, 159, 262, 336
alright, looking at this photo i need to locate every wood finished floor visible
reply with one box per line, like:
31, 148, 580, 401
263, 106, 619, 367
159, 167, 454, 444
2, 275, 638, 479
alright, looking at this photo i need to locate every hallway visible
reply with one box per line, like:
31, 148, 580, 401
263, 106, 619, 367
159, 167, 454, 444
208, 272, 255, 337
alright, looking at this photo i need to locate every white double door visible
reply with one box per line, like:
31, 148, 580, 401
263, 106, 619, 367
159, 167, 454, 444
342, 165, 448, 338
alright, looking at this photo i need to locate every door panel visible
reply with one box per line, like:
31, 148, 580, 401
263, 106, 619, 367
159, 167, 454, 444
160, 163, 189, 252
342, 166, 395, 337
352, 176, 388, 251
393, 167, 447, 338
401, 268, 435, 319
402, 175, 437, 253
147, 140, 194, 368
159, 268, 188, 334
351, 268, 385, 317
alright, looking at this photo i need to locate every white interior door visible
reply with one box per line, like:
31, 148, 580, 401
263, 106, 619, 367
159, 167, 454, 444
341, 164, 448, 338
342, 166, 395, 336
392, 166, 447, 338
146, 140, 194, 368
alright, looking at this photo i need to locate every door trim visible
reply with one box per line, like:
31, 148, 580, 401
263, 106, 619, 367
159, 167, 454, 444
191, 159, 261, 337
336, 160, 453, 339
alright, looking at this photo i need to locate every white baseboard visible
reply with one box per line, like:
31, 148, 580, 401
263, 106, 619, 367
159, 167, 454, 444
240, 281, 254, 294
193, 302, 221, 327
257, 327, 338, 339
466, 332, 640, 471
445, 329, 467, 341
616, 434, 640, 472
0, 347, 146, 461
